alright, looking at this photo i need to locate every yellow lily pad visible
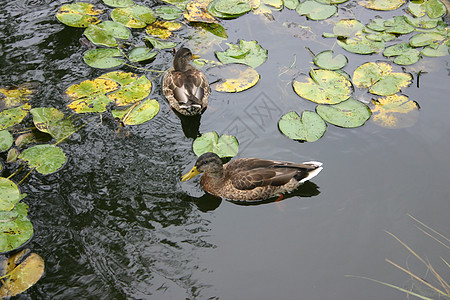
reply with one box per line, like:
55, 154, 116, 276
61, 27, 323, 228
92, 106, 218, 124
209, 64, 260, 93
145, 20, 182, 39
110, 5, 156, 28
100, 72, 152, 106
371, 94, 419, 128
56, 2, 103, 28
0, 85, 35, 110
66, 78, 119, 113
184, 0, 218, 23
0, 104, 31, 130
111, 99, 160, 125
358, 0, 405, 10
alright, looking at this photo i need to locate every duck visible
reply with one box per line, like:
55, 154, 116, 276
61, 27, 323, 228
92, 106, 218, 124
181, 152, 323, 201
162, 48, 210, 116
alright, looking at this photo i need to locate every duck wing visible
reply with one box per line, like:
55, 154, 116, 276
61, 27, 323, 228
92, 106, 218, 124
165, 68, 210, 107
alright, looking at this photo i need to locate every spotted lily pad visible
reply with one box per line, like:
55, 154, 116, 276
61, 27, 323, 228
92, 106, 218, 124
383, 43, 421, 65
111, 99, 159, 125
184, 0, 218, 23
215, 40, 268, 68
0, 131, 13, 152
314, 50, 348, 70
99, 72, 152, 106
0, 252, 45, 298
56, 3, 103, 28
161, 0, 191, 10
316, 99, 371, 128
193, 131, 239, 158
83, 48, 125, 69
296, 0, 337, 20
30, 108, 76, 141
293, 69, 352, 104
0, 178, 20, 211
155, 5, 183, 20
103, 0, 135, 7
111, 5, 156, 28
358, 0, 405, 10
83, 21, 130, 47
0, 203, 33, 253
278, 111, 327, 142
371, 94, 419, 128
145, 37, 178, 49
128, 47, 157, 62
352, 62, 412, 96
19, 144, 66, 175
145, 20, 182, 39
0, 85, 35, 110
208, 64, 260, 92
0, 104, 31, 131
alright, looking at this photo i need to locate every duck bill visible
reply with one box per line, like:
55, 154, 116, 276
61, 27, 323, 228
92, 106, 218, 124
191, 54, 201, 59
181, 166, 200, 181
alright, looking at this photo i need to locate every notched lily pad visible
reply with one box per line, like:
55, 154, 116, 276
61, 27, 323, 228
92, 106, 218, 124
208, 64, 260, 92
83, 21, 130, 47
0, 177, 21, 211
111, 5, 156, 28
383, 43, 421, 65
193, 131, 239, 157
83, 48, 125, 69
128, 47, 157, 62
56, 2, 103, 28
314, 50, 348, 70
293, 69, 352, 104
296, 0, 337, 21
19, 144, 66, 175
111, 99, 159, 125
0, 203, 33, 253
215, 40, 268, 68
278, 111, 327, 142
358, 0, 405, 11
371, 94, 419, 128
316, 98, 371, 128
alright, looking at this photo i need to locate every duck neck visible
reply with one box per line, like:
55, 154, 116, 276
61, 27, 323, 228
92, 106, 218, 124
174, 59, 189, 72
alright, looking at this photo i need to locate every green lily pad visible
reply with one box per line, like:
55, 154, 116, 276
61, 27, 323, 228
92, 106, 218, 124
19, 144, 66, 175
314, 50, 348, 70
316, 98, 371, 128
383, 43, 421, 65
358, 0, 405, 10
352, 62, 412, 96
103, 0, 135, 7
208, 63, 260, 92
215, 40, 268, 68
278, 111, 327, 142
99, 72, 152, 106
154, 5, 183, 20
0, 177, 20, 211
284, 0, 300, 9
208, 0, 251, 18
371, 94, 419, 128
410, 0, 447, 18
384, 16, 415, 34
422, 42, 450, 56
365, 31, 397, 42
325, 19, 365, 37
128, 47, 157, 62
161, 0, 191, 10
66, 77, 118, 113
145, 37, 178, 49
30, 108, 76, 141
0, 252, 45, 298
193, 22, 228, 38
409, 32, 446, 47
366, 16, 387, 31
83, 48, 125, 69
56, 2, 102, 28
111, 5, 156, 28
293, 69, 352, 104
0, 104, 31, 131
296, 0, 337, 21
315, 0, 349, 4
193, 131, 239, 158
405, 15, 441, 29
0, 203, 33, 253
0, 131, 13, 152
111, 99, 159, 125
83, 21, 130, 47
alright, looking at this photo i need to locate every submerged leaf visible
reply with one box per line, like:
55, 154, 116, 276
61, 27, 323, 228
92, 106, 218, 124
0, 177, 20, 211
56, 2, 103, 28
193, 131, 239, 157
371, 94, 419, 128
215, 40, 268, 68
184, 0, 218, 23
316, 98, 371, 128
0, 203, 33, 253
209, 64, 260, 92
0, 85, 35, 110
278, 111, 327, 142
19, 144, 66, 175
111, 99, 159, 125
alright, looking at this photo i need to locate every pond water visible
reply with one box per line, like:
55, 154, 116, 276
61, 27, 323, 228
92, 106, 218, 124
1, 0, 449, 299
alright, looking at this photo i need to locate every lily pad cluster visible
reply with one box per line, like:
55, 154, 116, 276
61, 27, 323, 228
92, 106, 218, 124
66, 71, 159, 125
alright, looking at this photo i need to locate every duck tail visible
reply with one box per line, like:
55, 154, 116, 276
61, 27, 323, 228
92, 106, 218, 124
296, 161, 323, 183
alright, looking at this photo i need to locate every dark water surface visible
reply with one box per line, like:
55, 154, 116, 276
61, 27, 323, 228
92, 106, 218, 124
1, 0, 449, 299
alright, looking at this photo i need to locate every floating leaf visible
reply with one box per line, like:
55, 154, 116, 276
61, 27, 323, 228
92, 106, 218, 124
111, 99, 159, 125
366, 16, 387, 31
326, 19, 365, 37
353, 62, 412, 96
193, 131, 239, 158
314, 50, 348, 70
56, 3, 102, 28
278, 111, 326, 142
0, 85, 35, 110
145, 36, 178, 49
83, 48, 124, 69
161, 0, 191, 10
383, 43, 421, 65
0, 178, 20, 211
103, 0, 135, 7
19, 144, 66, 175
128, 47, 157, 62
409, 32, 446, 47
192, 22, 228, 38
208, 0, 251, 19
154, 5, 183, 20
0, 104, 31, 131
111, 5, 156, 28
422, 42, 450, 57
365, 31, 397, 42
410, 0, 446, 18
30, 108, 76, 141
100, 72, 152, 106
0, 253, 45, 298
405, 15, 441, 29
284, 0, 300, 9
208, 64, 259, 92
215, 40, 268, 68
0, 203, 33, 253
293, 69, 352, 104
66, 77, 118, 113
146, 20, 182, 39
296, 0, 337, 21
6, 148, 19, 163
384, 16, 414, 34
262, 0, 283, 9
316, 98, 371, 128
0, 131, 13, 152
371, 94, 419, 128
83, 21, 130, 47
358, 0, 405, 10
184, 0, 218, 23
